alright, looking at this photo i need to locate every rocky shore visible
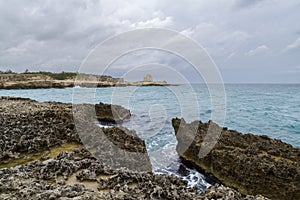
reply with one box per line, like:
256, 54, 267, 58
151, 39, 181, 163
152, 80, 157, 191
0, 148, 268, 200
0, 96, 271, 199
172, 118, 300, 200
0, 96, 149, 171
0, 73, 170, 89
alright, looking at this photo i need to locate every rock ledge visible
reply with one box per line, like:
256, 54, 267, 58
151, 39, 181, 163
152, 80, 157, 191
172, 118, 300, 200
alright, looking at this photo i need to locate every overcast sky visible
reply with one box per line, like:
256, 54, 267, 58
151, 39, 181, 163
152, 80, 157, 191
0, 0, 300, 83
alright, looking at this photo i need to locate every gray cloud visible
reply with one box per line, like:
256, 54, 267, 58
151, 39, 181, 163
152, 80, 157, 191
0, 0, 299, 83
233, 0, 266, 8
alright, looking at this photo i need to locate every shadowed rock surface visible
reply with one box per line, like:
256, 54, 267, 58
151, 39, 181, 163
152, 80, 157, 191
172, 118, 300, 200
73, 103, 151, 172
95, 102, 131, 123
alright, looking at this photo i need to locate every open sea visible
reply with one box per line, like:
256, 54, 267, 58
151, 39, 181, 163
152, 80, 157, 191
1, 84, 299, 191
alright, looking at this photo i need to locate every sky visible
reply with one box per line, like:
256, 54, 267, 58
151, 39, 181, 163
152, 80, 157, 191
0, 0, 300, 83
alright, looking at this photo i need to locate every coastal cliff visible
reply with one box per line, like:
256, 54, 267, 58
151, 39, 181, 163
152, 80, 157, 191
172, 118, 300, 200
0, 73, 169, 89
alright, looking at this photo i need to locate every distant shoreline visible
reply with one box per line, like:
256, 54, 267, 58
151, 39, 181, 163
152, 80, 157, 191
0, 72, 174, 89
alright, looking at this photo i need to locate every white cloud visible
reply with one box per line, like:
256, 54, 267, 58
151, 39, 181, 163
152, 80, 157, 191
131, 16, 173, 28
180, 28, 194, 37
245, 45, 269, 56
226, 52, 236, 61
284, 37, 300, 52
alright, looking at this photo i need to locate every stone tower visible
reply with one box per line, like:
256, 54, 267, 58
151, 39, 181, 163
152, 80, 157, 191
143, 74, 153, 82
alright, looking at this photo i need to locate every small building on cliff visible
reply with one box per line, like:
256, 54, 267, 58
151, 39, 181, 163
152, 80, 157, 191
143, 74, 153, 82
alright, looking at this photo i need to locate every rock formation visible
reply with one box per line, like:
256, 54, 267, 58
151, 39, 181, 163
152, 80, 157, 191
0, 73, 169, 89
0, 96, 271, 199
0, 97, 194, 199
197, 184, 268, 200
0, 147, 269, 199
0, 96, 79, 163
0, 96, 143, 171
0, 149, 199, 200
172, 118, 300, 200
95, 102, 131, 123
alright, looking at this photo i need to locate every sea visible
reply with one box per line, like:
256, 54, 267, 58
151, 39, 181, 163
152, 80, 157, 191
1, 84, 299, 191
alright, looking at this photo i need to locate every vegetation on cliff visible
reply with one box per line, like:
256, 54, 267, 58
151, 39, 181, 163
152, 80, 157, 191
23, 71, 78, 80
0, 70, 78, 80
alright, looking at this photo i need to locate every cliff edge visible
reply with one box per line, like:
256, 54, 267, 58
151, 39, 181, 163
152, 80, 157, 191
172, 118, 300, 200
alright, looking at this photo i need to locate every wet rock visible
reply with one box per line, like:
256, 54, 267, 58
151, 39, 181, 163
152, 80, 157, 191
172, 118, 300, 200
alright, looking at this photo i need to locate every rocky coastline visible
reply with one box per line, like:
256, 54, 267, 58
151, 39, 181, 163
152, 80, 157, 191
0, 73, 170, 89
172, 118, 300, 200
0, 96, 271, 199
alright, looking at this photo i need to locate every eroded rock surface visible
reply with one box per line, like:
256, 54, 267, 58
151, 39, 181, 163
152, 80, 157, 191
0, 148, 269, 200
95, 102, 131, 123
0, 97, 149, 172
73, 103, 151, 172
197, 184, 268, 200
172, 118, 300, 200
0, 148, 200, 200
0, 97, 272, 199
0, 96, 78, 163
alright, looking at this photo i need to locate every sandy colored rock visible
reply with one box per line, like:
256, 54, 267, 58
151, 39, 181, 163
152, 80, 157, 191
0, 73, 170, 89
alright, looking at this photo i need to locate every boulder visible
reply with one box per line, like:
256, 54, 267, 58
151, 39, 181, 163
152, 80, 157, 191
172, 118, 300, 200
95, 102, 131, 123
73, 103, 150, 172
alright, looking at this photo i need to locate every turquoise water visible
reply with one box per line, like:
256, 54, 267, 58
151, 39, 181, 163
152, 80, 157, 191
1, 84, 299, 190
